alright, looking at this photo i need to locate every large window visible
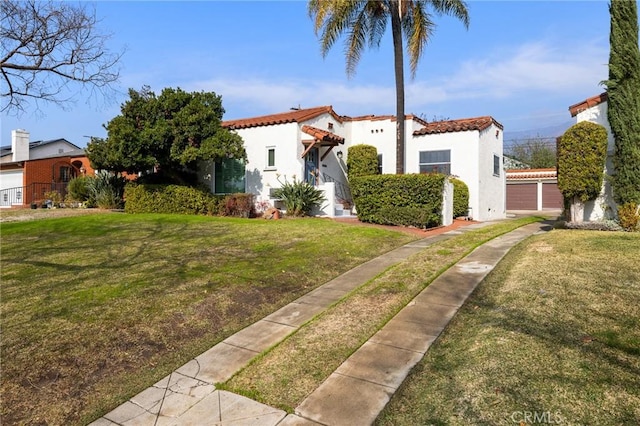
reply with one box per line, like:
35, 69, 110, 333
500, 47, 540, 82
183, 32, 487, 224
214, 158, 246, 194
493, 154, 501, 177
419, 150, 451, 175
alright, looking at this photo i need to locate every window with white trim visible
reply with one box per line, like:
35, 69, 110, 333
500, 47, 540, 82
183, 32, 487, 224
266, 146, 276, 170
493, 154, 501, 177
419, 150, 451, 175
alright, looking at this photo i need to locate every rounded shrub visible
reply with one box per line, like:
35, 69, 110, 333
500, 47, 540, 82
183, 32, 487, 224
347, 144, 379, 180
222, 193, 256, 218
450, 178, 469, 218
618, 202, 640, 231
67, 176, 91, 202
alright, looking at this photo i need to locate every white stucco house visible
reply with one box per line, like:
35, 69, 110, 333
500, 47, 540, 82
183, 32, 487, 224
202, 105, 505, 221
568, 92, 617, 221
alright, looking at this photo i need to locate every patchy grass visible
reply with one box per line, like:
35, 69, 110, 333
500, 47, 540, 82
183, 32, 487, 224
222, 216, 543, 411
0, 213, 415, 425
377, 230, 640, 425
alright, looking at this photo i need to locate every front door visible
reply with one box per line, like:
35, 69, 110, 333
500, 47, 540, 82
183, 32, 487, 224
304, 147, 319, 185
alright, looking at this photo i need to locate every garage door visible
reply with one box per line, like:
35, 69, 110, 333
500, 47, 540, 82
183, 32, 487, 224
542, 183, 563, 209
0, 170, 23, 190
507, 183, 537, 210
0, 170, 24, 207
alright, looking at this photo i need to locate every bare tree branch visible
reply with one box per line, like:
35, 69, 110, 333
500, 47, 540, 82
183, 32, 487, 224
1, 0, 124, 114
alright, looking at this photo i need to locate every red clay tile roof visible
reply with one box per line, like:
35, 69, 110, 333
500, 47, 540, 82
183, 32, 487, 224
344, 114, 428, 126
301, 125, 345, 144
506, 168, 557, 180
413, 116, 503, 136
568, 92, 608, 117
222, 106, 341, 129
223, 107, 431, 130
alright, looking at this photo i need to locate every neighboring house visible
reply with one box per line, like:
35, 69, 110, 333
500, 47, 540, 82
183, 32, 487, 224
212, 106, 505, 221
503, 155, 530, 170
506, 168, 563, 211
567, 92, 617, 221
0, 129, 94, 208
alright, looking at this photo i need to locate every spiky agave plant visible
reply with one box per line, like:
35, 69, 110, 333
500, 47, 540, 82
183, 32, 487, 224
273, 175, 326, 216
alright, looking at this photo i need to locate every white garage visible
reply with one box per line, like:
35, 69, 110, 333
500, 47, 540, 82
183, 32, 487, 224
0, 169, 24, 207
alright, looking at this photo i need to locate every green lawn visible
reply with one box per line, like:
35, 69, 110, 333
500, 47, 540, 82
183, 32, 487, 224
377, 230, 640, 425
0, 213, 415, 425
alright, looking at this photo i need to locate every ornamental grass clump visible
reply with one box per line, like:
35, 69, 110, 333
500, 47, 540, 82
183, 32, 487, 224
272, 175, 325, 217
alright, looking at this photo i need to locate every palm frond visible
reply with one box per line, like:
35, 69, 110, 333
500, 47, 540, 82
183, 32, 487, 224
429, 0, 470, 28
403, 2, 434, 77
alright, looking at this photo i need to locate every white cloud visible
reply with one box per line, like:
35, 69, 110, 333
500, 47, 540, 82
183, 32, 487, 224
176, 38, 608, 121
437, 40, 608, 99
188, 78, 396, 117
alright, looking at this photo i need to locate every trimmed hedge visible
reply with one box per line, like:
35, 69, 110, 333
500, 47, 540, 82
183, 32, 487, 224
124, 184, 224, 215
347, 144, 379, 180
451, 178, 470, 218
351, 173, 446, 229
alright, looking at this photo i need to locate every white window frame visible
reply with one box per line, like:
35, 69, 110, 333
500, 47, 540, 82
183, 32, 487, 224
265, 146, 276, 171
493, 154, 501, 177
419, 150, 451, 175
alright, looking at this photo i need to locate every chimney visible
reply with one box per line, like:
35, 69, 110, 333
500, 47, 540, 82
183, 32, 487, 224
11, 129, 29, 162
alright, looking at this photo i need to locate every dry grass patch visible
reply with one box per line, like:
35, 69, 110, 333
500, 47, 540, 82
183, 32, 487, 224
377, 230, 640, 425
0, 213, 415, 425
221, 217, 542, 411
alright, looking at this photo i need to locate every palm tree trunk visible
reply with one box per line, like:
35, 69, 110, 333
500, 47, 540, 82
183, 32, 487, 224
390, 0, 405, 174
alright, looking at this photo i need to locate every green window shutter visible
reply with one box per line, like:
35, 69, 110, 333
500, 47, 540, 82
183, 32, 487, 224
214, 158, 246, 194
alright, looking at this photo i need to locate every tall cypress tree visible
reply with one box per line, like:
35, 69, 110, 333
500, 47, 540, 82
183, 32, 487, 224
606, 0, 640, 204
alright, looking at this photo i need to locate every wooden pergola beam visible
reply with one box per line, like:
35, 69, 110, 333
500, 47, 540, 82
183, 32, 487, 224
320, 146, 335, 161
301, 139, 318, 158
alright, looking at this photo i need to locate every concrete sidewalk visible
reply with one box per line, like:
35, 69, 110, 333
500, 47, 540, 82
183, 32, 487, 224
90, 220, 551, 426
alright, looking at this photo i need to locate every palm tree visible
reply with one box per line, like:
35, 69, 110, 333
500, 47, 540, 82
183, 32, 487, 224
309, 0, 469, 174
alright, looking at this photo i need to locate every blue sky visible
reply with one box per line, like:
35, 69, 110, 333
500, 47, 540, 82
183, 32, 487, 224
2, 0, 615, 148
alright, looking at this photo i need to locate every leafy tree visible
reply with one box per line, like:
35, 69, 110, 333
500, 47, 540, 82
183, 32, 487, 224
557, 122, 608, 222
309, 0, 469, 174
605, 0, 640, 205
1, 0, 123, 113
347, 144, 379, 179
87, 86, 246, 183
505, 137, 557, 168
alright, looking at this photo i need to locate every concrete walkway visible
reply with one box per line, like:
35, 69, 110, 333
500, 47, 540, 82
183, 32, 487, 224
89, 220, 551, 426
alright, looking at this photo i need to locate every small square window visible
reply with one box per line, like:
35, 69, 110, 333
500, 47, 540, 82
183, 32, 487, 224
266, 147, 276, 170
